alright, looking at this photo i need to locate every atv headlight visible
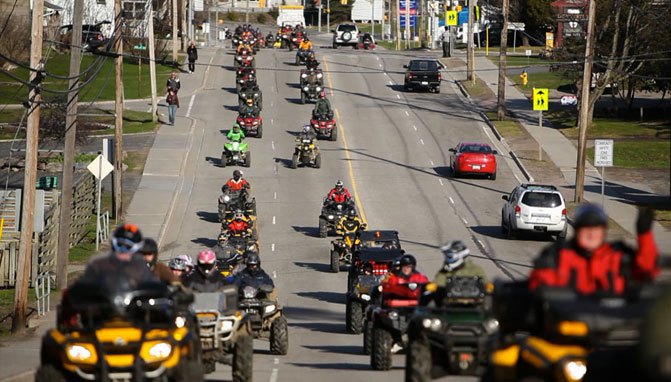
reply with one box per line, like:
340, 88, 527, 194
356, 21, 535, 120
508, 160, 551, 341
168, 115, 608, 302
483, 318, 499, 334
254, 93, 259, 97
264, 304, 277, 314
224, 195, 231, 202
316, 86, 322, 92
421, 318, 442, 331
317, 73, 323, 78
327, 215, 334, 220
388, 311, 399, 320
360, 294, 371, 301
221, 320, 234, 332
175, 316, 186, 328
301, 73, 307, 79
66, 344, 96, 363
149, 342, 172, 358
303, 86, 309, 91
243, 285, 257, 299
562, 360, 587, 381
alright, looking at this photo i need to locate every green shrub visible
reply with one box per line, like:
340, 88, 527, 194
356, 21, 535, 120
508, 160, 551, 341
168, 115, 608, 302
256, 13, 267, 24
227, 11, 239, 21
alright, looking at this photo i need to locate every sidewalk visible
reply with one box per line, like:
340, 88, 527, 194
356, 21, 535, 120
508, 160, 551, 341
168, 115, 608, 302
0, 45, 224, 382
470, 52, 671, 249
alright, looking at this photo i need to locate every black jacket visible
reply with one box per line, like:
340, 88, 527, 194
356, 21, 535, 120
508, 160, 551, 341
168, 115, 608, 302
183, 269, 232, 292
187, 46, 198, 61
237, 268, 274, 289
80, 254, 157, 292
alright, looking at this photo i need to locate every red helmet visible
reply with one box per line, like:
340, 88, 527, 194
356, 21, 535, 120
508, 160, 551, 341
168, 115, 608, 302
319, 91, 326, 98
197, 250, 217, 275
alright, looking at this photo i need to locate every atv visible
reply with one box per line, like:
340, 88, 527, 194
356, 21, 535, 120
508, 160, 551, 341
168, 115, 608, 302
288, 33, 303, 51
235, 67, 255, 86
318, 199, 355, 238
238, 281, 289, 355
346, 272, 385, 334
295, 49, 312, 66
192, 286, 254, 380
236, 75, 257, 94
37, 280, 203, 382
238, 88, 263, 110
221, 140, 250, 168
234, 50, 254, 68
405, 276, 498, 381
310, 113, 337, 141
291, 135, 321, 169
236, 113, 263, 138
218, 189, 257, 220
299, 69, 324, 104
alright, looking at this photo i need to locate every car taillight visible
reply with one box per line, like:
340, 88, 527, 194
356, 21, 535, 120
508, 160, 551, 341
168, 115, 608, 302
407, 73, 413, 79
561, 208, 567, 220
515, 205, 521, 217
437, 72, 441, 80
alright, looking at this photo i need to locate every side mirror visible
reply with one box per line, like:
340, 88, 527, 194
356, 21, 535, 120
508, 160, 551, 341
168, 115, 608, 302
493, 150, 498, 155
448, 148, 456, 153
501, 195, 509, 201
403, 64, 408, 68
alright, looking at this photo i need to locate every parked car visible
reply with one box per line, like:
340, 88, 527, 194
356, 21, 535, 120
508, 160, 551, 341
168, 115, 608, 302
58, 21, 111, 51
560, 95, 578, 106
332, 24, 360, 49
501, 184, 567, 239
403, 59, 442, 93
449, 142, 497, 180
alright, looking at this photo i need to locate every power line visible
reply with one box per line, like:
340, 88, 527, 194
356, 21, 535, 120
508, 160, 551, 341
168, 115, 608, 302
0, 0, 19, 42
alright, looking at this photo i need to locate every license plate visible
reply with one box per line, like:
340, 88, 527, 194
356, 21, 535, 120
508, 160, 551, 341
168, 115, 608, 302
472, 165, 481, 170
421, 81, 428, 85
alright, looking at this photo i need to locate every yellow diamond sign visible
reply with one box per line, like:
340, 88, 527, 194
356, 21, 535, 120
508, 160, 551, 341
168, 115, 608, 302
533, 88, 549, 111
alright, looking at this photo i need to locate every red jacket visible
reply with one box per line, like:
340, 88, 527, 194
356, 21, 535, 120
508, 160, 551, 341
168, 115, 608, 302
529, 231, 659, 295
226, 178, 249, 191
381, 271, 429, 301
227, 220, 249, 235
327, 188, 351, 204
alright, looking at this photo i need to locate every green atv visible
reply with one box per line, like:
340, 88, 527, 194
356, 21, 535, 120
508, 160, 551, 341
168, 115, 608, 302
222, 140, 251, 168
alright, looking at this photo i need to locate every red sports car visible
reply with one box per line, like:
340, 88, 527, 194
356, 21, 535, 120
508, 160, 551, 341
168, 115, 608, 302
449, 142, 497, 180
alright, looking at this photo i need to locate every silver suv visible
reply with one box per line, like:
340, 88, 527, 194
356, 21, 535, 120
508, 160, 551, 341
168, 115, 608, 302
332, 24, 359, 49
501, 184, 567, 239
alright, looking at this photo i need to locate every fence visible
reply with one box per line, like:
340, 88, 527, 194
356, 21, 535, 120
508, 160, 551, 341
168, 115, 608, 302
0, 174, 96, 287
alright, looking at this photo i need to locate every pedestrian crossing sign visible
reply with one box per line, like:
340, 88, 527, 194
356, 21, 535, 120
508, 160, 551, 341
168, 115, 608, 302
446, 10, 458, 26
533, 88, 549, 111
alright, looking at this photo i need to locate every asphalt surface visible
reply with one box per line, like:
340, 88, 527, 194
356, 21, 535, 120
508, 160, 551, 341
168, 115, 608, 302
152, 33, 553, 382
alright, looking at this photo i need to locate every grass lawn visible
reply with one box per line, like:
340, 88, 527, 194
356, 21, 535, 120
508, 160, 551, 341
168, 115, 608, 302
587, 141, 670, 169
548, 111, 670, 140
488, 55, 549, 67
485, 111, 526, 139
0, 287, 38, 337
0, 51, 176, 104
510, 70, 572, 93
88, 110, 159, 135
459, 77, 495, 99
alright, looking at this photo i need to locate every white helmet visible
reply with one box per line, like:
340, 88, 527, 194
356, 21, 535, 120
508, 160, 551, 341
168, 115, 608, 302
440, 240, 469, 271
303, 125, 311, 133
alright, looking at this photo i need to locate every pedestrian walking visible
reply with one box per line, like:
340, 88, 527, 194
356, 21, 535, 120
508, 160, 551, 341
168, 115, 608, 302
167, 72, 181, 93
187, 41, 198, 73
441, 27, 450, 58
166, 89, 179, 125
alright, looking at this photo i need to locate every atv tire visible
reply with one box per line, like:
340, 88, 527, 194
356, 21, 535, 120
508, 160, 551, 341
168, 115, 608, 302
371, 326, 393, 371
329, 127, 338, 141
35, 364, 66, 382
221, 154, 227, 168
244, 151, 251, 167
256, 125, 263, 138
363, 320, 373, 355
330, 250, 339, 273
346, 300, 363, 334
300, 92, 306, 104
172, 359, 205, 382
270, 315, 289, 355
315, 153, 322, 168
406, 333, 432, 382
291, 154, 298, 169
232, 332, 253, 382
204, 359, 216, 374
319, 218, 328, 238
295, 56, 300, 66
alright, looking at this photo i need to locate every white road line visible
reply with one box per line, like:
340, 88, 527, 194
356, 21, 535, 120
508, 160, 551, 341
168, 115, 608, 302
514, 173, 522, 182
482, 125, 493, 140
462, 217, 469, 225
396, 94, 401, 99
271, 118, 274, 125
405, 111, 409, 116
376, 56, 380, 61
144, 173, 179, 177
271, 243, 276, 251
274, 358, 279, 365
271, 141, 276, 151
273, 271, 277, 279
379, 63, 383, 67
419, 138, 425, 145
477, 239, 485, 248
413, 125, 417, 131
449, 197, 455, 204
388, 80, 393, 85
270, 368, 279, 382
429, 160, 435, 166
273, 191, 277, 200
185, 94, 196, 118
272, 216, 276, 225
439, 179, 444, 186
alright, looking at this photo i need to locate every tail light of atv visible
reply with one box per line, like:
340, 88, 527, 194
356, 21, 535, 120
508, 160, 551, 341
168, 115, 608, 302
372, 263, 388, 275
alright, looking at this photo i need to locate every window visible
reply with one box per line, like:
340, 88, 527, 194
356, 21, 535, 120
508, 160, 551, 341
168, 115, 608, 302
338, 25, 357, 32
409, 60, 438, 71
521, 192, 562, 208
459, 144, 491, 153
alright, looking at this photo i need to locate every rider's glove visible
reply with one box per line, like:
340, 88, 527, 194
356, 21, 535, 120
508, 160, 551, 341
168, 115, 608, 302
636, 207, 655, 234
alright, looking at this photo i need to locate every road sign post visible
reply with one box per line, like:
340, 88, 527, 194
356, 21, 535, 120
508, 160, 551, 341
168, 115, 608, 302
594, 139, 614, 208
87, 155, 114, 250
533, 88, 549, 160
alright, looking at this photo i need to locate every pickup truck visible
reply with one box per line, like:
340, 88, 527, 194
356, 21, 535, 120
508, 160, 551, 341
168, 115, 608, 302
403, 59, 442, 93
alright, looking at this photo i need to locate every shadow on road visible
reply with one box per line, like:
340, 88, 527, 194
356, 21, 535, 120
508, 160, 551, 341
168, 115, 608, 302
470, 225, 556, 243
221, 87, 237, 93
288, 362, 379, 371
284, 97, 306, 105
295, 291, 344, 305
196, 211, 219, 223
191, 237, 218, 247
291, 225, 320, 237
282, 306, 342, 321
285, 82, 301, 89
205, 156, 222, 168
274, 157, 294, 168
289, 321, 345, 335
302, 344, 363, 356
293, 261, 331, 273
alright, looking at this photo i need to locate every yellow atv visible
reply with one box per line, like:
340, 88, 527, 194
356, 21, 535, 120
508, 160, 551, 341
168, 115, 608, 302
37, 281, 202, 382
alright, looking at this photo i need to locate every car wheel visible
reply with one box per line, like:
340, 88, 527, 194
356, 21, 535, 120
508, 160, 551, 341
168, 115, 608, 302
452, 166, 459, 178
270, 315, 289, 355
332, 41, 338, 49
371, 326, 393, 370
557, 226, 567, 240
434, 86, 441, 94
363, 320, 373, 355
406, 333, 432, 382
347, 300, 363, 334
330, 250, 339, 273
500, 214, 508, 235
507, 220, 516, 239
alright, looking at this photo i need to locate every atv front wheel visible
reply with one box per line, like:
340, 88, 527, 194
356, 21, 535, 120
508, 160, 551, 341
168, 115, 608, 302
35, 364, 66, 382
329, 127, 338, 141
319, 218, 327, 238
172, 359, 205, 382
295, 56, 300, 65
244, 151, 251, 167
330, 250, 339, 273
363, 320, 373, 355
203, 359, 216, 374
371, 326, 393, 370
221, 154, 227, 168
256, 125, 263, 138
406, 333, 432, 382
270, 315, 289, 355
291, 154, 298, 169
346, 300, 363, 334
315, 153, 322, 168
232, 332, 253, 381
300, 92, 306, 104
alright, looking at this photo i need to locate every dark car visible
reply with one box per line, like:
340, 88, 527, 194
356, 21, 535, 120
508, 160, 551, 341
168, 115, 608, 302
403, 59, 443, 93
58, 21, 111, 51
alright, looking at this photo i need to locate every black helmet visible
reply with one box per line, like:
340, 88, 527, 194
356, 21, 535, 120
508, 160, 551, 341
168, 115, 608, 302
246, 253, 261, 267
139, 238, 159, 266
348, 209, 357, 219
111, 223, 144, 254
574, 204, 608, 229
399, 254, 417, 267
233, 170, 243, 180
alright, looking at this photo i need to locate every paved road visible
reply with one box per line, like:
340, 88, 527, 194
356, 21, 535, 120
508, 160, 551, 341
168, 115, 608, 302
151, 34, 552, 381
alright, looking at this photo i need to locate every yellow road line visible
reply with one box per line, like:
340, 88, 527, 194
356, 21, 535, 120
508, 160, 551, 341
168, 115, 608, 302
323, 57, 368, 224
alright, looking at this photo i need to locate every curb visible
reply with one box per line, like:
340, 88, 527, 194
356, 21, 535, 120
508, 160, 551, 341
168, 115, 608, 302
454, 80, 535, 183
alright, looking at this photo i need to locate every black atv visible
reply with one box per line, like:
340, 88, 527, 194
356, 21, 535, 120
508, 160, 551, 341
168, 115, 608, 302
218, 189, 257, 221
318, 199, 355, 238
238, 281, 289, 355
299, 68, 324, 104
346, 273, 384, 334
238, 87, 263, 110
405, 276, 498, 381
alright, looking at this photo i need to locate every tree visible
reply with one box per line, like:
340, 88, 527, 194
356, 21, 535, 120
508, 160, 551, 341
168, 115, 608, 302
520, 0, 554, 42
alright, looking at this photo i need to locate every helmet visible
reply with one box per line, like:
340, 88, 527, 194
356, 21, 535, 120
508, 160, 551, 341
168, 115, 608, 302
233, 170, 243, 180
335, 180, 344, 190
246, 253, 261, 267
399, 254, 417, 268
574, 204, 608, 229
232, 123, 241, 130
234, 210, 245, 220
440, 240, 469, 271
176, 254, 194, 269
246, 98, 254, 106
347, 209, 357, 219
139, 238, 159, 266
303, 125, 311, 133
319, 91, 326, 99
111, 223, 144, 255
197, 250, 217, 275
218, 233, 228, 243
169, 256, 187, 271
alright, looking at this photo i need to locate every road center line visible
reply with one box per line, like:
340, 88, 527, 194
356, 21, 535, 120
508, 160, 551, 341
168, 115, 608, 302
270, 368, 279, 382
388, 80, 393, 85
271, 243, 275, 251
271, 140, 276, 151
419, 138, 425, 145
439, 179, 444, 186
405, 111, 409, 116
413, 125, 417, 131
429, 160, 434, 166
185, 94, 196, 118
272, 216, 276, 225
396, 94, 401, 99
449, 196, 455, 204
462, 217, 469, 225
274, 358, 279, 364
273, 191, 277, 200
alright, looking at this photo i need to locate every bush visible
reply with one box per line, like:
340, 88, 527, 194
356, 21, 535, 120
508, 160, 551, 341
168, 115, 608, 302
0, 6, 30, 66
227, 11, 239, 21
256, 13, 267, 24
268, 8, 279, 20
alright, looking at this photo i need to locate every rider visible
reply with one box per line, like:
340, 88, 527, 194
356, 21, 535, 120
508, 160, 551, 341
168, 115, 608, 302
227, 123, 245, 142
337, 209, 365, 248
239, 98, 259, 117
222, 170, 250, 193
236, 42, 252, 55
529, 204, 658, 295
305, 52, 320, 70
227, 210, 252, 237
139, 238, 179, 284
312, 91, 333, 120
237, 254, 277, 300
433, 241, 487, 286
326, 180, 352, 206
298, 36, 313, 51
183, 250, 232, 292
381, 254, 429, 301
168, 255, 191, 281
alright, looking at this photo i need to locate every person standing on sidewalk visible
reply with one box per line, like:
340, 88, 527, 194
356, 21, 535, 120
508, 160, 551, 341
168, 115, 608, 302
187, 41, 198, 73
166, 88, 179, 125
441, 27, 450, 58
167, 72, 181, 93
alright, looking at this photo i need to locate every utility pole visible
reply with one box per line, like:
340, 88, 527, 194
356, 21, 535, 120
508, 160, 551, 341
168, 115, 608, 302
496, 0, 509, 120
113, 0, 123, 220
466, 0, 474, 82
418, 0, 423, 47
181, 0, 187, 51
395, 0, 400, 50
327, 0, 331, 31
574, 0, 596, 203
172, 0, 178, 60
371, 0, 375, 39
12, 0, 44, 334
56, 0, 84, 290
148, 1, 158, 122
189, 0, 194, 43
245, 0, 250, 23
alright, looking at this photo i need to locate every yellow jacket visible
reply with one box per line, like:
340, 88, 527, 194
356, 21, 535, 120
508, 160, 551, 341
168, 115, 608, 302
299, 41, 313, 51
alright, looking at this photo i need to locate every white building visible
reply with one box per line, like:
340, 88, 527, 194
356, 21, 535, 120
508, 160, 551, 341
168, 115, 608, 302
351, 0, 383, 23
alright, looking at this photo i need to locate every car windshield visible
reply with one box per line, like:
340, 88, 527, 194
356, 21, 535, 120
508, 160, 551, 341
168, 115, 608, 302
521, 192, 562, 208
409, 60, 438, 71
459, 144, 491, 154
338, 25, 357, 32
361, 240, 399, 249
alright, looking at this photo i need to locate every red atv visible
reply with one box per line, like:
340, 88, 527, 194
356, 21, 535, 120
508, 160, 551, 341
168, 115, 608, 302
310, 114, 337, 141
236, 113, 263, 138
235, 50, 255, 68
